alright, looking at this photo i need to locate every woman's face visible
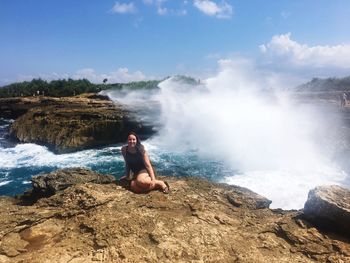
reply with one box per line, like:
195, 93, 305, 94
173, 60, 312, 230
128, 134, 137, 148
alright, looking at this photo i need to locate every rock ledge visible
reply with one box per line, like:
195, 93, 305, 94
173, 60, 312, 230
0, 168, 349, 262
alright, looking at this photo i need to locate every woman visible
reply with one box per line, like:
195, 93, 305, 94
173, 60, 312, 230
120, 132, 170, 194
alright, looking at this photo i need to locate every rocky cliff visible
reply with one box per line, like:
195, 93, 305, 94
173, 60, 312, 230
0, 94, 153, 153
0, 168, 349, 263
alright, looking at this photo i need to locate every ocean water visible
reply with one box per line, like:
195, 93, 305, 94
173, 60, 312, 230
0, 118, 234, 196
1, 73, 349, 210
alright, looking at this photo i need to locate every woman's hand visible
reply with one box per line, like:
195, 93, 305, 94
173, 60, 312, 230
149, 179, 156, 188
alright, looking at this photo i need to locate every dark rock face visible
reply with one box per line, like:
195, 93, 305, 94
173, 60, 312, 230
0, 170, 349, 262
224, 184, 272, 209
0, 97, 44, 119
31, 168, 115, 197
303, 185, 350, 236
2, 95, 153, 153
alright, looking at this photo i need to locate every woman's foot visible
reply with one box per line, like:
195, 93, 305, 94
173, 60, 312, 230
163, 181, 170, 194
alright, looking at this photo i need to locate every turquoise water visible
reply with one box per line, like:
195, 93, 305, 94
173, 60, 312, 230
0, 118, 234, 196
1, 76, 350, 209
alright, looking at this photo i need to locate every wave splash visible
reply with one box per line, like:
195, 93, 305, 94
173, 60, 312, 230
152, 63, 347, 209
0, 143, 123, 170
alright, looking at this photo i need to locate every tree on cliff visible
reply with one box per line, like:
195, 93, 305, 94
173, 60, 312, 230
0, 78, 107, 98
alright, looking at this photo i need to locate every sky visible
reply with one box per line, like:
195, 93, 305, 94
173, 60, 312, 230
1, 0, 350, 86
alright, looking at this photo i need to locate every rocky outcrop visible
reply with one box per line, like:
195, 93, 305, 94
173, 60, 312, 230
0, 169, 349, 262
3, 95, 153, 153
0, 97, 47, 119
303, 185, 350, 236
31, 168, 115, 197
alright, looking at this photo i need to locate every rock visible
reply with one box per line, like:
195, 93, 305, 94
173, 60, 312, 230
0, 97, 45, 119
3, 95, 154, 153
0, 94, 109, 119
303, 185, 350, 236
225, 184, 272, 209
31, 168, 115, 197
0, 171, 349, 262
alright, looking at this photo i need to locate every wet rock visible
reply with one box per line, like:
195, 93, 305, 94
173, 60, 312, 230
303, 185, 350, 236
31, 168, 115, 197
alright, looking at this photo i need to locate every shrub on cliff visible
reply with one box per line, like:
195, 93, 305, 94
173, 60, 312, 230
0, 78, 162, 98
0, 78, 106, 97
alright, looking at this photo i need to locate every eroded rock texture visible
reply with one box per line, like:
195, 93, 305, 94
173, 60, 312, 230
304, 185, 350, 236
0, 169, 349, 262
0, 94, 153, 153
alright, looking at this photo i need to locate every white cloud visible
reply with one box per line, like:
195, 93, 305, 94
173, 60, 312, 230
16, 72, 70, 83
9, 68, 149, 85
280, 11, 291, 19
73, 68, 147, 83
143, 0, 187, 16
111, 2, 137, 14
260, 33, 350, 69
193, 0, 233, 19
157, 5, 168, 15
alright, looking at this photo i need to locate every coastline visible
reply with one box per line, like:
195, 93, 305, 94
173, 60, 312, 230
0, 168, 349, 262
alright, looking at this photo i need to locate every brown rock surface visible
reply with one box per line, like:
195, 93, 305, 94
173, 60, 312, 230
31, 168, 116, 197
2, 95, 152, 153
304, 185, 350, 236
0, 170, 349, 262
0, 97, 46, 119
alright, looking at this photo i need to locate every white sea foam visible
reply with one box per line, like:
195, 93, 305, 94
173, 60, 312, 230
224, 168, 346, 209
22, 180, 31, 184
0, 143, 123, 169
148, 62, 348, 209
0, 180, 12, 187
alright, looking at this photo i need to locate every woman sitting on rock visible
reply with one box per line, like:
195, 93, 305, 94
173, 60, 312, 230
120, 132, 170, 194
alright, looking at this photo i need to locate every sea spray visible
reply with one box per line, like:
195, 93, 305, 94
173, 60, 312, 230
0, 67, 345, 207
151, 61, 346, 209
104, 71, 346, 209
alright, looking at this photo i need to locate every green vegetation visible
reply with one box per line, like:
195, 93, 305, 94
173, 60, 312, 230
297, 76, 350, 91
108, 80, 161, 91
0, 78, 161, 98
172, 75, 201, 85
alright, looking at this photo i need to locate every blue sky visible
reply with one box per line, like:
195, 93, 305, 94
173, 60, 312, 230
1, 0, 350, 85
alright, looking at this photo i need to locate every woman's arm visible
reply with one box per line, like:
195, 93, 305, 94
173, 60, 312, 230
142, 151, 156, 181
121, 146, 132, 179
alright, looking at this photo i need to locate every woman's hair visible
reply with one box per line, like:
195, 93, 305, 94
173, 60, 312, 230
127, 131, 145, 155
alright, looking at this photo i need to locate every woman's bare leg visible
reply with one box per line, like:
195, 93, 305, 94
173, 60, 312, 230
134, 172, 167, 192
130, 180, 149, 193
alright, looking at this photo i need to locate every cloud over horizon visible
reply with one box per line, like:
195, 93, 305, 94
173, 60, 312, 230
193, 0, 233, 19
111, 0, 231, 18
2, 68, 150, 86
260, 33, 350, 69
111, 2, 137, 14
73, 68, 148, 83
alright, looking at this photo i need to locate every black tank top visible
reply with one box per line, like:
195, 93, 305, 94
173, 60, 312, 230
125, 147, 146, 174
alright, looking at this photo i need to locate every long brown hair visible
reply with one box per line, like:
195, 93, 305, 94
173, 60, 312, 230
127, 131, 145, 155
127, 131, 159, 177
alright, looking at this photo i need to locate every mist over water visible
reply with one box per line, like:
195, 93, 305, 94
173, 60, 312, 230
102, 88, 161, 127
109, 61, 347, 209
0, 62, 348, 209
157, 65, 347, 209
